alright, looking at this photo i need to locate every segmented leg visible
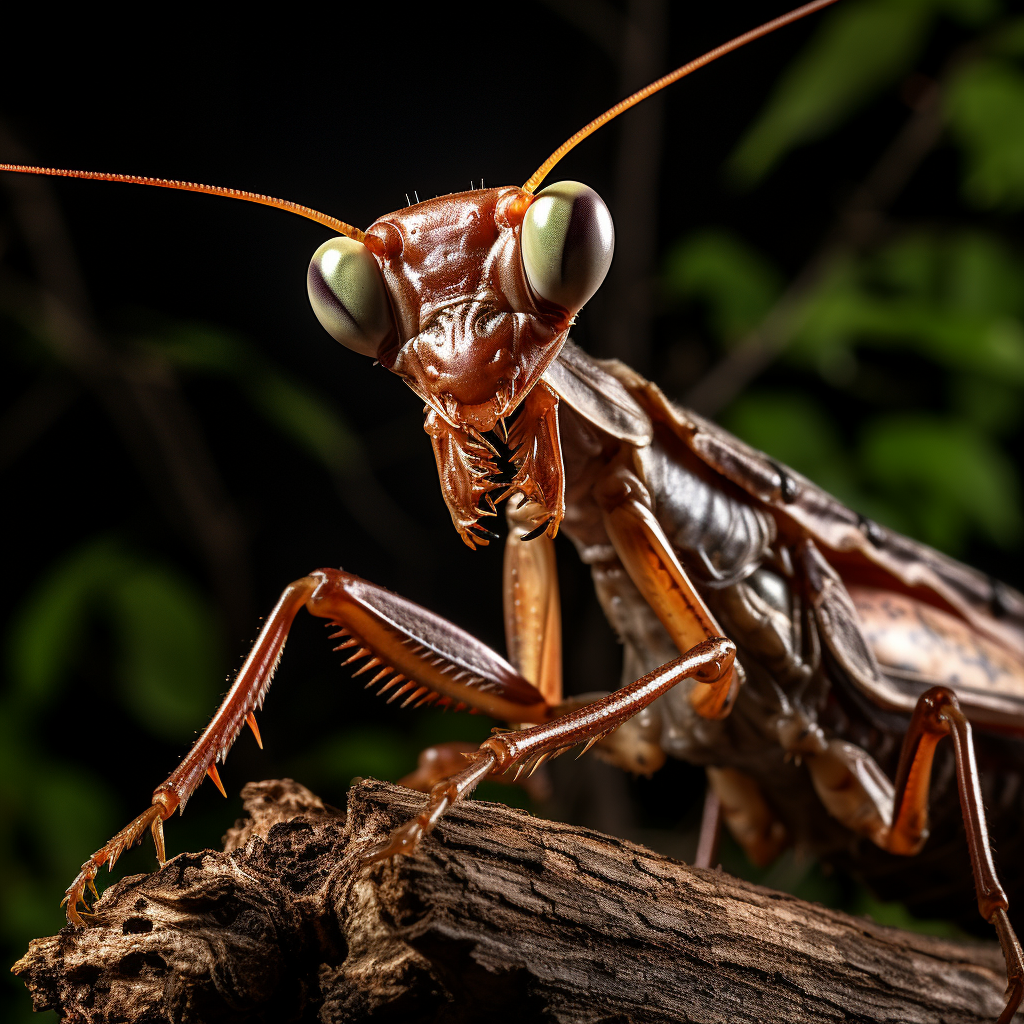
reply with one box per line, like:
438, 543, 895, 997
399, 741, 482, 792
503, 494, 562, 706
363, 637, 735, 864
882, 687, 1023, 1024
63, 576, 315, 926
63, 805, 167, 927
595, 463, 739, 719
64, 568, 551, 926
395, 494, 564, 802
399, 740, 552, 801
705, 765, 789, 868
693, 784, 722, 869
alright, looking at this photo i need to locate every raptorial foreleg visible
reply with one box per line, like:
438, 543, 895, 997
63, 576, 316, 925
64, 567, 551, 925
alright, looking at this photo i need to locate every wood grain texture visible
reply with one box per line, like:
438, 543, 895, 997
13, 778, 1013, 1023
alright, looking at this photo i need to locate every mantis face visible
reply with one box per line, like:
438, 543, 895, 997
307, 182, 614, 546
3, 1, 834, 548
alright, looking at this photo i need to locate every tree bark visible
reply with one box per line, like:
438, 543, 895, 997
13, 778, 1012, 1023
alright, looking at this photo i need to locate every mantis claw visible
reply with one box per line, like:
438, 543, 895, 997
62, 866, 99, 929
362, 753, 497, 869
62, 803, 167, 927
360, 820, 426, 866
151, 813, 167, 866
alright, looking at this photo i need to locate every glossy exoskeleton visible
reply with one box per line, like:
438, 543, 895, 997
4, 1, 1023, 1020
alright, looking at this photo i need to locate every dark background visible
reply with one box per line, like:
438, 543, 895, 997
3, 2, 1023, 1019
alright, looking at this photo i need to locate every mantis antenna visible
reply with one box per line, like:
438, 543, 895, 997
0, 1, 840, 232
0, 164, 365, 242
523, 0, 842, 194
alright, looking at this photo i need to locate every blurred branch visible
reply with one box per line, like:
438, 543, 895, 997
0, 374, 77, 472
685, 74, 947, 416
0, 121, 254, 640
597, 0, 668, 377
542, 0, 667, 376
539, 0, 623, 59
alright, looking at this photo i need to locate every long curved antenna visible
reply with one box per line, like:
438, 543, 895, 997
0, 164, 365, 241
523, 0, 841, 194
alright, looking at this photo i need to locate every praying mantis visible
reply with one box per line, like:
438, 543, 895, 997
5, 2, 1024, 1020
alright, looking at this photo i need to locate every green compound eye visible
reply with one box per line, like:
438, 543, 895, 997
307, 236, 394, 357
521, 181, 614, 314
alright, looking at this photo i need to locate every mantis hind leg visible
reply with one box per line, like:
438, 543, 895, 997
64, 567, 551, 926
880, 687, 1023, 1023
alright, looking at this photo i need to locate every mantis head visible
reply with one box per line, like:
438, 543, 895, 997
1, 0, 838, 547
307, 183, 614, 546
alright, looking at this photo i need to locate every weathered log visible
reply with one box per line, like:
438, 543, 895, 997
13, 778, 1013, 1023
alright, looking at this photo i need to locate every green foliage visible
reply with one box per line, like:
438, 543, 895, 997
947, 56, 1024, 208
730, 0, 1002, 184
791, 233, 1024, 385
1, 539, 226, 1021
680, 225, 1024, 559
861, 415, 1022, 550
151, 325, 366, 475
993, 17, 1024, 57
8, 538, 223, 738
731, 0, 932, 184
662, 231, 782, 342
291, 714, 495, 794
721, 392, 857, 503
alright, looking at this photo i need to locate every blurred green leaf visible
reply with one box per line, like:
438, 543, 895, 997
871, 234, 937, 296
247, 373, 363, 474
152, 325, 365, 477
937, 231, 1024, 315
7, 539, 222, 739
802, 295, 1024, 384
790, 237, 1024, 384
662, 231, 781, 342
991, 17, 1024, 56
730, 0, 933, 184
951, 375, 1024, 432
294, 728, 412, 789
289, 713, 496, 793
936, 0, 999, 23
7, 539, 123, 708
111, 566, 222, 739
947, 57, 1024, 208
27, 767, 118, 877
150, 324, 247, 374
854, 891, 968, 938
860, 416, 1023, 551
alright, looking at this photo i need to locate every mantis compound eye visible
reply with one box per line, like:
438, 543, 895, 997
307, 236, 395, 357
521, 181, 614, 314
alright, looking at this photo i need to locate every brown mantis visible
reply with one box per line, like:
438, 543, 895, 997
5, 1, 1024, 1019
